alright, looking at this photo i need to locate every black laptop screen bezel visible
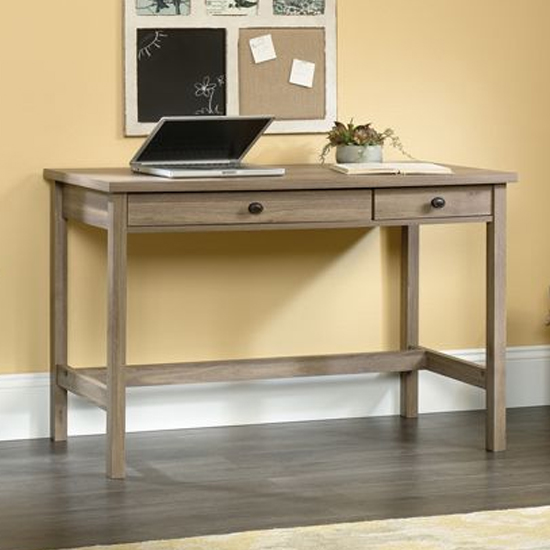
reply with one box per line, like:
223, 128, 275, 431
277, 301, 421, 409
130, 116, 273, 165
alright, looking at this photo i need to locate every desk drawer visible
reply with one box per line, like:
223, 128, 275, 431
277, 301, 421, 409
128, 190, 372, 227
373, 186, 492, 221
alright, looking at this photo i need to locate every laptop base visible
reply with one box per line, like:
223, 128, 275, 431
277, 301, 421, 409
132, 164, 285, 179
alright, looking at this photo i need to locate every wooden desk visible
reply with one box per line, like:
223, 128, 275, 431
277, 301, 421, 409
44, 164, 517, 479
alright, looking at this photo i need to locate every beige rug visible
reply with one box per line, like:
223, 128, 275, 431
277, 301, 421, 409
67, 506, 550, 550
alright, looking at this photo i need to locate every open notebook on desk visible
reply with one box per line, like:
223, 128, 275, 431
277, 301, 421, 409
330, 162, 453, 175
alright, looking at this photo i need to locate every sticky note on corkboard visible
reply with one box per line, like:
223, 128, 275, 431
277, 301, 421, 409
239, 28, 326, 121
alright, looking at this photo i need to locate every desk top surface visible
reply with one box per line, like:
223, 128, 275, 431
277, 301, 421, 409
44, 164, 517, 194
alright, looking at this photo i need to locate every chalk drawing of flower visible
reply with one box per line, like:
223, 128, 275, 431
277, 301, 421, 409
193, 75, 225, 115
194, 76, 216, 98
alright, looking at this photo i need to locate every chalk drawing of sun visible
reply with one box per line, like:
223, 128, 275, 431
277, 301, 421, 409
138, 30, 168, 60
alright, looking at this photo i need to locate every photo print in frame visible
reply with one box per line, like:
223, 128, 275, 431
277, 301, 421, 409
136, 0, 191, 15
206, 0, 259, 16
125, 0, 336, 135
273, 0, 325, 15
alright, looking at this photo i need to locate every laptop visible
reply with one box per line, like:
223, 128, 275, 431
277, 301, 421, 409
130, 115, 285, 178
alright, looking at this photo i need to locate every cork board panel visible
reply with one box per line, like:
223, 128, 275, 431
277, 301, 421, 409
239, 28, 325, 121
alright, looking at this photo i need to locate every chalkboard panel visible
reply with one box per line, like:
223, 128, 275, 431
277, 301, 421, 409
137, 28, 226, 123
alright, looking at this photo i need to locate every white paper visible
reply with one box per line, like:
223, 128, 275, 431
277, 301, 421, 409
289, 59, 315, 88
249, 35, 277, 64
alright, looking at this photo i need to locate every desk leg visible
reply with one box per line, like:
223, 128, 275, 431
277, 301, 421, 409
50, 183, 68, 441
486, 185, 506, 451
106, 195, 128, 479
400, 225, 419, 418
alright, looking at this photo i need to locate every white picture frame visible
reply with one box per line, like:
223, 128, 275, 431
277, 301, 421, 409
124, 0, 337, 136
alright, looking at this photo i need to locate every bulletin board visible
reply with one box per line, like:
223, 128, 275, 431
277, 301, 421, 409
124, 0, 337, 136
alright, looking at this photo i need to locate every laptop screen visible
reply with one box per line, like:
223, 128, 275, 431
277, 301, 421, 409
133, 116, 272, 164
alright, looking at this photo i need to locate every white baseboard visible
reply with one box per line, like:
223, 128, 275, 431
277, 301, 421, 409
1, 345, 549, 441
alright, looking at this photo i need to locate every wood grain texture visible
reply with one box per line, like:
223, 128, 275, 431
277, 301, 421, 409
106, 195, 128, 478
128, 220, 375, 234
1, 407, 550, 550
374, 186, 492, 221
43, 165, 517, 194
62, 186, 109, 228
128, 190, 372, 227
57, 365, 108, 410
45, 165, 517, 475
50, 183, 68, 441
486, 185, 507, 451
126, 216, 494, 234
422, 347, 486, 388
400, 225, 420, 418
70, 350, 426, 387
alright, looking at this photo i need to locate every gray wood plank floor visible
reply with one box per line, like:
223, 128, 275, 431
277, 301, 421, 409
1, 407, 550, 550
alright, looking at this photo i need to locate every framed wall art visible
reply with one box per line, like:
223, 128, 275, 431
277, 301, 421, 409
124, 0, 337, 136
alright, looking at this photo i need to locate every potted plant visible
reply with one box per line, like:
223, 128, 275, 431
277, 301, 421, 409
320, 120, 413, 163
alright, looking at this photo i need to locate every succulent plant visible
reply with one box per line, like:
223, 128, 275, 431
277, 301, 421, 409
321, 120, 413, 162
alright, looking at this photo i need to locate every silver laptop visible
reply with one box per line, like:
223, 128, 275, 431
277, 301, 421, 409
130, 115, 285, 178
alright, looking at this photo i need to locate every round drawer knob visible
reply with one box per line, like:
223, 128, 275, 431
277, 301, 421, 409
431, 197, 446, 209
248, 202, 264, 215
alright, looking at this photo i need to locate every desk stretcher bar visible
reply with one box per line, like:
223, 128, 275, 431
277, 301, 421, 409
55, 347, 486, 412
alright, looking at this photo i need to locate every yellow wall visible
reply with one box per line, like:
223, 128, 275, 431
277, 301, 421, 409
1, 0, 549, 374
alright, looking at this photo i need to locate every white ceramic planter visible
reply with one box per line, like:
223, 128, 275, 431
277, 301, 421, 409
336, 144, 383, 163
